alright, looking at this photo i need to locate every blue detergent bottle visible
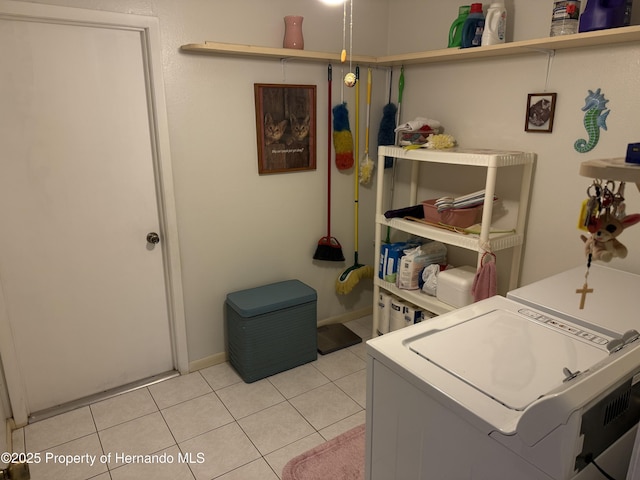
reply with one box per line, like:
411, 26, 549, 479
579, 0, 627, 32
461, 3, 485, 48
448, 5, 471, 48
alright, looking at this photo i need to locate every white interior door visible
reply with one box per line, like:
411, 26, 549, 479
0, 1, 187, 424
0, 366, 8, 467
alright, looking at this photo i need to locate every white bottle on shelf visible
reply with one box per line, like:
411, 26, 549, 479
481, 2, 507, 45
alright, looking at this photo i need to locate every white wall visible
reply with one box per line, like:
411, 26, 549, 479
13, 0, 390, 364
11, 0, 640, 366
155, 0, 390, 364
0, 358, 8, 464
385, 0, 640, 288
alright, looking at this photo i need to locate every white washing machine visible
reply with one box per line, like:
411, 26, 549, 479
366, 266, 640, 480
509, 264, 640, 480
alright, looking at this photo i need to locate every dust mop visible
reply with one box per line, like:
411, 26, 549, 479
333, 104, 354, 171
382, 67, 405, 244
377, 69, 397, 169
336, 65, 374, 296
314, 65, 345, 262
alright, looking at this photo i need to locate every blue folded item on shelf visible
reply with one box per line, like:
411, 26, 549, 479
379, 241, 419, 283
626, 143, 640, 164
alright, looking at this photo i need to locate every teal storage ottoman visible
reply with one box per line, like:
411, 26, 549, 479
226, 279, 317, 383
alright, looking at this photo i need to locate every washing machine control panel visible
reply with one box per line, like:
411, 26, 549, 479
517, 308, 610, 347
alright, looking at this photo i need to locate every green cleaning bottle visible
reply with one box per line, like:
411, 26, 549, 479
448, 5, 471, 48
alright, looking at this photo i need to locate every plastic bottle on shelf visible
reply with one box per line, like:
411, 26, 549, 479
579, 0, 627, 32
448, 5, 471, 48
550, 0, 582, 36
461, 3, 485, 48
624, 0, 633, 25
481, 2, 507, 45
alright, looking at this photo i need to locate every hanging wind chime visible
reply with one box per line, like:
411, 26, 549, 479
342, 0, 356, 88
332, 0, 356, 171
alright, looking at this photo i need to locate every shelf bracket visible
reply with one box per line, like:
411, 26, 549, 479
544, 49, 555, 92
525, 47, 556, 56
520, 47, 556, 91
280, 57, 288, 81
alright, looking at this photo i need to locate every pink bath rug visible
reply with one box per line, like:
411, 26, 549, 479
282, 424, 365, 480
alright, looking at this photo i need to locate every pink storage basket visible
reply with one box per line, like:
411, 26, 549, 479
421, 199, 483, 228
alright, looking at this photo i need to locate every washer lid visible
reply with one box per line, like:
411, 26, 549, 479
408, 309, 609, 410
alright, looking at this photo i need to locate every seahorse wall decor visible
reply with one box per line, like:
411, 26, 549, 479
575, 88, 610, 153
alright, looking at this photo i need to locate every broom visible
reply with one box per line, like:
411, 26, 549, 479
314, 65, 345, 262
336, 66, 374, 295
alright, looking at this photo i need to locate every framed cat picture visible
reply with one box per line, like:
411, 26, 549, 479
254, 83, 317, 174
525, 92, 557, 133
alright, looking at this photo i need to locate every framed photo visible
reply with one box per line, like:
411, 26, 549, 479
525, 93, 557, 133
254, 83, 317, 174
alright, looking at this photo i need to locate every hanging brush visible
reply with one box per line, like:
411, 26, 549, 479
381, 68, 404, 244
359, 67, 374, 185
333, 104, 354, 171
377, 69, 397, 169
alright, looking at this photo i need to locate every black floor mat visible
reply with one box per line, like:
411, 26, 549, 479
317, 323, 362, 355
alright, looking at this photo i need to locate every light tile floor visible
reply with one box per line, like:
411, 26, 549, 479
11, 316, 373, 480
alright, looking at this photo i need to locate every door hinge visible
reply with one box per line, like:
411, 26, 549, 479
0, 462, 30, 480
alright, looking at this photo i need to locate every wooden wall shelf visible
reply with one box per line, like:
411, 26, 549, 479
180, 41, 377, 64
181, 25, 640, 66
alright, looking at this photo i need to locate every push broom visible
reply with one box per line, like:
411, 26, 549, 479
336, 66, 374, 295
314, 65, 345, 262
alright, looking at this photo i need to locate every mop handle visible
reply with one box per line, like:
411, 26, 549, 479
340, 0, 347, 102
365, 68, 371, 154
396, 66, 404, 127
327, 64, 332, 237
354, 66, 360, 252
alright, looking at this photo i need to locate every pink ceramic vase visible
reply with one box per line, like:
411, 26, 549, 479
283, 16, 304, 49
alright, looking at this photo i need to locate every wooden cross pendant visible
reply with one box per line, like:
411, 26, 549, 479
576, 283, 594, 310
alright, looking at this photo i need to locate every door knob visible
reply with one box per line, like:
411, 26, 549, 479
146, 232, 160, 244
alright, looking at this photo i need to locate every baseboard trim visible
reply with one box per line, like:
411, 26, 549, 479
189, 351, 228, 373
317, 306, 373, 327
4, 418, 14, 465
28, 370, 179, 424
188, 307, 373, 373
